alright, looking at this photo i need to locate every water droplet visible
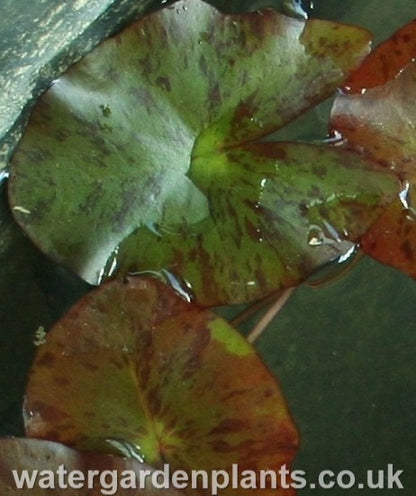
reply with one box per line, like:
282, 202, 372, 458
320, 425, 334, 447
306, 240, 359, 288
323, 130, 344, 145
12, 205, 31, 215
161, 269, 193, 302
322, 220, 342, 243
307, 222, 342, 247
308, 225, 325, 246
105, 438, 145, 463
249, 116, 264, 129
131, 269, 194, 303
398, 182, 416, 221
282, 0, 313, 19
0, 169, 9, 184
97, 246, 119, 283
337, 244, 357, 264
399, 180, 412, 210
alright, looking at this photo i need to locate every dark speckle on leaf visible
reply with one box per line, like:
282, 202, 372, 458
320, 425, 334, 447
99, 104, 111, 117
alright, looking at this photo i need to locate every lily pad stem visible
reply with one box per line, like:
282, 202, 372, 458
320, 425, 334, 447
230, 290, 282, 328
247, 287, 296, 344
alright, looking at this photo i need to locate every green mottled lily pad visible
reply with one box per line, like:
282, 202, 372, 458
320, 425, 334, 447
24, 276, 298, 495
9, 0, 398, 305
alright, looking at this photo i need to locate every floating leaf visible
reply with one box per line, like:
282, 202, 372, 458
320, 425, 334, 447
331, 19, 416, 278
118, 142, 397, 305
24, 276, 298, 495
9, 0, 398, 305
343, 18, 416, 94
0, 437, 182, 495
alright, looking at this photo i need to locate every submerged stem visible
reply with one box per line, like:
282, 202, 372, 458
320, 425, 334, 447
247, 287, 295, 344
230, 290, 281, 328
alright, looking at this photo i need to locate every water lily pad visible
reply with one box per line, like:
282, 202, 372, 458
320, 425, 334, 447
331, 19, 416, 278
343, 18, 416, 94
24, 276, 298, 494
119, 142, 397, 305
9, 0, 397, 305
0, 437, 182, 495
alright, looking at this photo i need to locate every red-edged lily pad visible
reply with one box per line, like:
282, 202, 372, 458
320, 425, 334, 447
24, 276, 298, 495
0, 437, 181, 495
343, 18, 416, 94
331, 19, 416, 277
8, 0, 398, 305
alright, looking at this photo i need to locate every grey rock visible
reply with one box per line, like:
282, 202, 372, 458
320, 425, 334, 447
0, 0, 168, 169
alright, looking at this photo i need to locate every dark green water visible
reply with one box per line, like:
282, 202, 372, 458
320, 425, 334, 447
0, 1, 415, 494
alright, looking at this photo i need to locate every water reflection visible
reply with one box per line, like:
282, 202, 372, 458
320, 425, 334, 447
282, 0, 314, 19
129, 268, 194, 304
0, 169, 9, 185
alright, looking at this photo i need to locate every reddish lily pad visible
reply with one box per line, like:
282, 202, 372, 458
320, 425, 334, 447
331, 19, 416, 277
344, 18, 416, 94
0, 437, 181, 495
24, 276, 298, 495
9, 0, 397, 306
